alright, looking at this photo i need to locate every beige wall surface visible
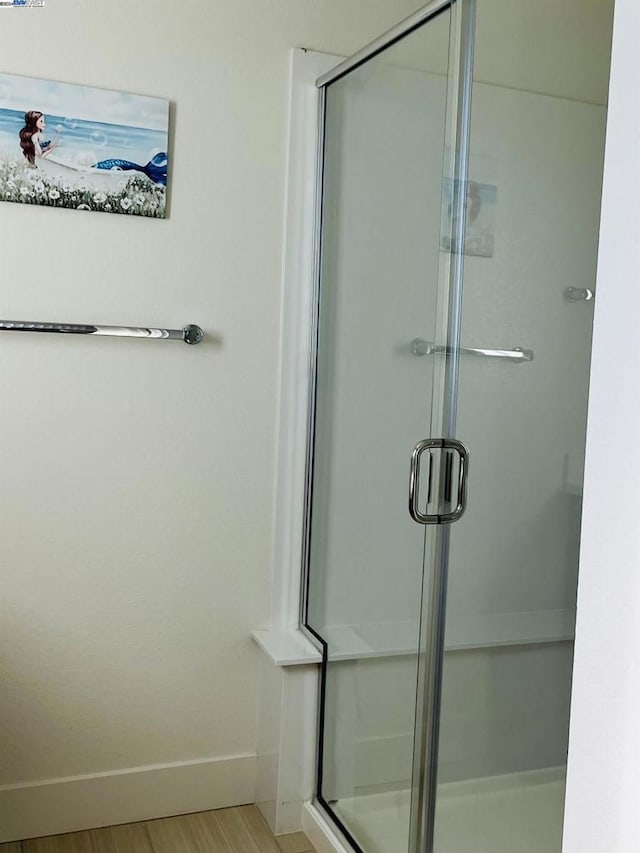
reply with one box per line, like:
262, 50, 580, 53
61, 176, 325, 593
0, 0, 423, 789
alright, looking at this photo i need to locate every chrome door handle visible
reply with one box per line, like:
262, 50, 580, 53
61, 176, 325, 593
409, 438, 469, 525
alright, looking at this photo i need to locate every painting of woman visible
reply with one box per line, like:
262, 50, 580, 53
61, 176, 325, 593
19, 111, 60, 165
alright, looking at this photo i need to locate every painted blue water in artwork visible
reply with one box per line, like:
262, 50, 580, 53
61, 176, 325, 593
0, 108, 167, 169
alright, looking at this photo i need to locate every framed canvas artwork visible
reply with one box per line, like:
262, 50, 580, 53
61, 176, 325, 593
0, 72, 169, 218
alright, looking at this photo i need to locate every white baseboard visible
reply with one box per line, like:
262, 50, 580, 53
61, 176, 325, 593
302, 802, 353, 853
0, 753, 257, 843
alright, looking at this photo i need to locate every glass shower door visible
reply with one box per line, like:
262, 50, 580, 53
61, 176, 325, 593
429, 2, 614, 852
303, 5, 461, 853
303, 1, 613, 852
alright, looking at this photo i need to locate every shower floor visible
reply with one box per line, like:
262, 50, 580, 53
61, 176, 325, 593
332, 767, 565, 853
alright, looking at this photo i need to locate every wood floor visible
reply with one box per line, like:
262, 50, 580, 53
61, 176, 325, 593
0, 806, 316, 853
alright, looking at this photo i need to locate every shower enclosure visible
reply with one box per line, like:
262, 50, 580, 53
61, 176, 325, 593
300, 1, 614, 852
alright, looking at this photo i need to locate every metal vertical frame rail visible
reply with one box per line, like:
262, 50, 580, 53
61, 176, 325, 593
413, 2, 476, 851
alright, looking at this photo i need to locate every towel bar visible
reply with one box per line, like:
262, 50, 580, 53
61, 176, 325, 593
0, 320, 204, 345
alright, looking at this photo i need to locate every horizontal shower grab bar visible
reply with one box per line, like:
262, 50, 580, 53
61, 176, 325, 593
0, 320, 204, 345
411, 338, 533, 363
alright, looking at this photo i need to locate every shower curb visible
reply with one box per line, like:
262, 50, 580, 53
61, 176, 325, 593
302, 802, 354, 853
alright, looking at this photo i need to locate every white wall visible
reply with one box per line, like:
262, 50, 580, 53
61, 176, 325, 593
563, 1, 640, 851
312, 74, 607, 646
0, 0, 427, 840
